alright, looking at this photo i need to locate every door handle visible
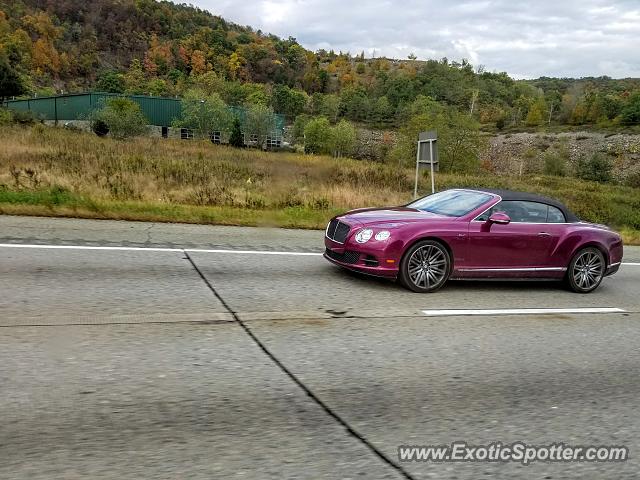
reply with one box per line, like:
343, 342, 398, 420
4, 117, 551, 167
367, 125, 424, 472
538, 232, 551, 237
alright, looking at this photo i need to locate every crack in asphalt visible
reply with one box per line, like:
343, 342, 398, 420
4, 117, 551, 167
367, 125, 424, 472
182, 250, 416, 480
144, 223, 155, 245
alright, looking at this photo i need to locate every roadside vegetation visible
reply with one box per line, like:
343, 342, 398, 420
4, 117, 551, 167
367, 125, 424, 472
0, 124, 639, 244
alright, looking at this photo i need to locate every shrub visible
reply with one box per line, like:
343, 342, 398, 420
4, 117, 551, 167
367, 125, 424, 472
624, 171, 640, 189
576, 153, 613, 183
0, 107, 12, 125
11, 109, 36, 124
91, 97, 148, 139
543, 151, 567, 177
92, 119, 109, 137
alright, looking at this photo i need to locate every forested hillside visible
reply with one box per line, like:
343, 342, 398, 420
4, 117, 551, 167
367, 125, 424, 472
1, 0, 640, 130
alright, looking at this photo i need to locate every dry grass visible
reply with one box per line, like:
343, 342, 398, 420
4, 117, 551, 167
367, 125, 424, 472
1, 124, 639, 244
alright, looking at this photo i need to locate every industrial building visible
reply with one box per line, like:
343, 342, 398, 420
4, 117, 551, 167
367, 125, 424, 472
3, 92, 286, 147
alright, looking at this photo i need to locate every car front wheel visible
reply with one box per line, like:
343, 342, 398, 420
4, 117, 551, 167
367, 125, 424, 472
566, 247, 605, 293
399, 240, 451, 293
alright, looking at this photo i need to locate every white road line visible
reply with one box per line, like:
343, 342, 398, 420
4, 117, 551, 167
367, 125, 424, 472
422, 307, 626, 317
0, 243, 638, 263
0, 243, 323, 256
186, 248, 322, 256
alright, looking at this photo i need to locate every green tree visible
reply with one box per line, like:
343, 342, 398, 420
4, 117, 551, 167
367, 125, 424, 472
229, 116, 244, 147
292, 113, 310, 145
320, 94, 340, 123
190, 71, 225, 96
621, 93, 640, 125
0, 57, 25, 101
91, 97, 148, 140
303, 116, 331, 154
525, 97, 546, 126
123, 59, 146, 95
600, 94, 623, 120
373, 96, 394, 127
339, 86, 370, 122
329, 119, 357, 158
391, 101, 484, 173
147, 78, 169, 97
175, 89, 233, 139
271, 84, 307, 119
96, 71, 125, 93
244, 103, 276, 147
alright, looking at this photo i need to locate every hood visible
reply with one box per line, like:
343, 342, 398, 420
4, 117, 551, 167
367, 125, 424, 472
338, 206, 448, 227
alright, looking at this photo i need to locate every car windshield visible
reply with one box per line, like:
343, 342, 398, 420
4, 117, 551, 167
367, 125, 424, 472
407, 190, 493, 217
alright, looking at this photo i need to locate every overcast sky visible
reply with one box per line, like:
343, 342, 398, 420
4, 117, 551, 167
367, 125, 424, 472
175, 0, 640, 79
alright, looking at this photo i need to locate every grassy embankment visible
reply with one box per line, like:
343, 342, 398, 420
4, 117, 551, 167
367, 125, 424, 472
1, 124, 639, 244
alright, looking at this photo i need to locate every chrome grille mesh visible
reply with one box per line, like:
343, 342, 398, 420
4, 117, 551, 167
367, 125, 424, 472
325, 248, 360, 264
326, 219, 350, 243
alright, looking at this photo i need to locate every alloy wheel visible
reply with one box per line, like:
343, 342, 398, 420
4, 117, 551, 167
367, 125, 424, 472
407, 244, 447, 290
571, 249, 604, 291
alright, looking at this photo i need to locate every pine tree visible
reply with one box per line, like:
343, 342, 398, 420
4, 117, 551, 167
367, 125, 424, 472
229, 117, 244, 148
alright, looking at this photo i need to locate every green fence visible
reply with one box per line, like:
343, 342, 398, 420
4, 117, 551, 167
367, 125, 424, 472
3, 93, 285, 132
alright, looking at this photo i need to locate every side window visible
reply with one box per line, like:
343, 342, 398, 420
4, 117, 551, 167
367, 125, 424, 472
547, 205, 566, 223
476, 201, 561, 223
475, 201, 530, 222
517, 201, 548, 222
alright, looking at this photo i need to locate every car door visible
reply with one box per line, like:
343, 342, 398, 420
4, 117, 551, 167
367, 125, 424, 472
465, 200, 555, 272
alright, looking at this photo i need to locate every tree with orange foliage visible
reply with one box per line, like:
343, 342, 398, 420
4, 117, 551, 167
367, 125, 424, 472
190, 50, 211, 75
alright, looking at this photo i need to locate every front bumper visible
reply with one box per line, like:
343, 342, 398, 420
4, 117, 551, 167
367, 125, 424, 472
323, 235, 399, 278
605, 261, 621, 276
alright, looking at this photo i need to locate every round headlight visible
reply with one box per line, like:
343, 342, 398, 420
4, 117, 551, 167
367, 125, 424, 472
355, 229, 373, 243
374, 230, 391, 241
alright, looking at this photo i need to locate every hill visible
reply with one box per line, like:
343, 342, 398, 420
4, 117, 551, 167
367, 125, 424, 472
1, 0, 640, 130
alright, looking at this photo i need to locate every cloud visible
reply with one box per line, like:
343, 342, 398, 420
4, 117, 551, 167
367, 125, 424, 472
175, 0, 640, 78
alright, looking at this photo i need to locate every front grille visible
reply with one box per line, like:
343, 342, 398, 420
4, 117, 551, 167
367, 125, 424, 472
326, 219, 351, 244
325, 248, 360, 265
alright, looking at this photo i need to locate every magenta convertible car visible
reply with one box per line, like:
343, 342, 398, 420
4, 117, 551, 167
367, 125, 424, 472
324, 188, 623, 293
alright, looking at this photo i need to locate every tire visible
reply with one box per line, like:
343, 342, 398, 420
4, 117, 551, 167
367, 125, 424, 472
566, 247, 605, 293
399, 240, 451, 293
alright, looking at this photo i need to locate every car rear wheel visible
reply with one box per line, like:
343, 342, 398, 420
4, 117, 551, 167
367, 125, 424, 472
566, 247, 605, 293
399, 240, 451, 293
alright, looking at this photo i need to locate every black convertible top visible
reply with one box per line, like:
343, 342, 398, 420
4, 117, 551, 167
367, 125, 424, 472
467, 188, 580, 222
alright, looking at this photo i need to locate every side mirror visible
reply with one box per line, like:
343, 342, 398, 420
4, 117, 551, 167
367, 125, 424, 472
488, 212, 511, 225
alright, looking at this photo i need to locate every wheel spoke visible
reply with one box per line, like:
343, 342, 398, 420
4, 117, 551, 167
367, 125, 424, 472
418, 270, 427, 287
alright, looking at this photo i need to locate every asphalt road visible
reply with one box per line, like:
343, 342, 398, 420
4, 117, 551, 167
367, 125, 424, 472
2, 215, 640, 479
